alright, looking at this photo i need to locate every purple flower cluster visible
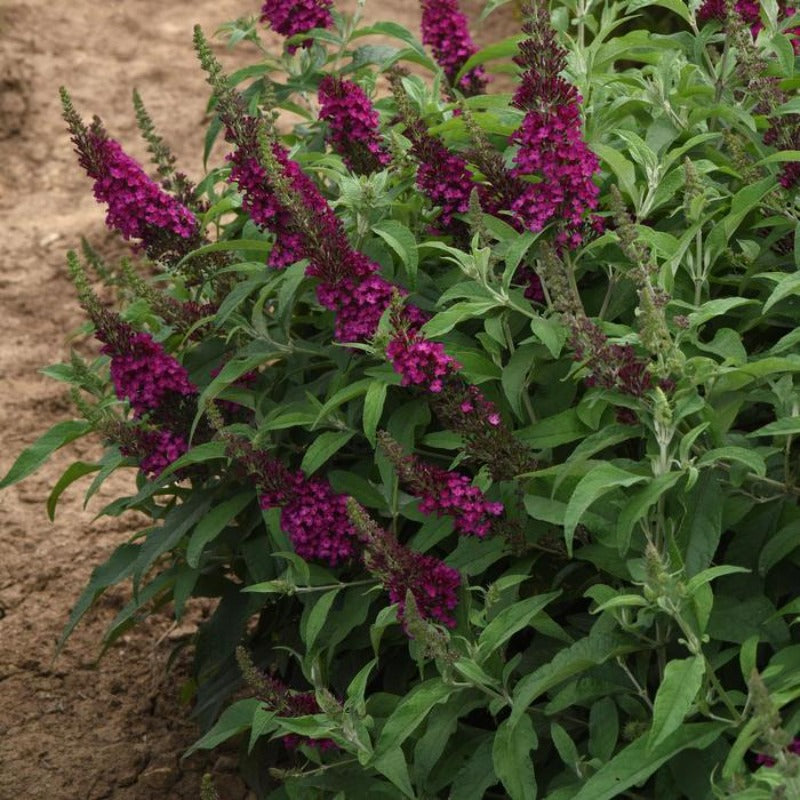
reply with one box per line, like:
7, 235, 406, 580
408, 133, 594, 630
386, 329, 461, 393
509, 3, 600, 248
516, 266, 545, 302
364, 534, 461, 627
755, 737, 800, 767
416, 147, 475, 230
102, 331, 196, 416
382, 438, 503, 536
698, 0, 760, 25
80, 131, 198, 245
228, 138, 335, 269
317, 275, 396, 343
260, 473, 357, 566
511, 98, 600, 249
420, 0, 487, 95
260, 0, 334, 53
570, 318, 652, 400
317, 77, 391, 174
387, 76, 475, 233
226, 118, 428, 343
280, 690, 338, 751
417, 470, 504, 537
131, 429, 190, 477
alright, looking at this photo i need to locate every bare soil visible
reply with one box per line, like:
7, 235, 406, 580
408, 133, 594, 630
0, 1, 515, 797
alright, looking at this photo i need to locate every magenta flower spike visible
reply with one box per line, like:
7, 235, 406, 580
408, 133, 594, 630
128, 428, 190, 477
72, 125, 198, 253
509, 1, 600, 247
420, 0, 487, 94
386, 331, 461, 394
317, 76, 391, 173
365, 534, 461, 628
100, 330, 197, 417
260, 473, 358, 566
260, 0, 334, 53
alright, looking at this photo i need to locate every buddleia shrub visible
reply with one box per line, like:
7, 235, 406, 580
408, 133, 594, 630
5, 0, 800, 796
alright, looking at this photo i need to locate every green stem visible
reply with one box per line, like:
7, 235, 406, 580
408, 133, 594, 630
294, 579, 378, 594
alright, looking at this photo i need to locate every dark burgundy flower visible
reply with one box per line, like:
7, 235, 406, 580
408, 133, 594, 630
260, 472, 358, 566
420, 0, 487, 95
260, 0, 334, 53
318, 76, 391, 173
364, 532, 461, 627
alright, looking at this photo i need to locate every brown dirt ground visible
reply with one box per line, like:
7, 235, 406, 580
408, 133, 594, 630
0, 1, 516, 798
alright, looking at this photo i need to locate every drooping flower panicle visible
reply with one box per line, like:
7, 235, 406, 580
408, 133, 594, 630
367, 541, 461, 628
235, 647, 337, 752
125, 428, 190, 478
61, 90, 199, 259
386, 327, 461, 393
260, 0, 334, 53
379, 432, 503, 537
389, 71, 475, 232
260, 473, 358, 566
102, 330, 197, 417
347, 500, 461, 628
420, 0, 487, 95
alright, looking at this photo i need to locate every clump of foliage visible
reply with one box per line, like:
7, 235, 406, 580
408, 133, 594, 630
4, 0, 800, 796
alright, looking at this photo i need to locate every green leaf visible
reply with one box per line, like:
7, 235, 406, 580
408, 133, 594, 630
422, 301, 500, 337
551, 722, 580, 772
648, 655, 705, 750
58, 543, 140, 650
372, 748, 416, 799
594, 143, 639, 204
685, 565, 750, 595
450, 736, 497, 800
186, 491, 254, 568
747, 416, 800, 438
502, 345, 537, 420
184, 698, 261, 757
759, 523, 800, 575
304, 588, 341, 653
616, 472, 683, 555
301, 430, 356, 475
763, 272, 800, 313
477, 592, 560, 660
47, 461, 100, 521
133, 494, 211, 586
571, 724, 726, 800
492, 715, 537, 800
503, 232, 539, 286
517, 408, 589, 450
363, 381, 388, 446
529, 315, 566, 358
454, 34, 525, 83
248, 707, 277, 754
696, 446, 767, 476
688, 297, 756, 328
589, 697, 619, 763
479, 0, 515, 21
709, 177, 775, 252
678, 471, 724, 577
373, 679, 455, 759
373, 220, 418, 285
314, 378, 373, 423
351, 21, 428, 56
626, 0, 691, 24
564, 466, 646, 555
0, 420, 92, 489
510, 630, 636, 726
